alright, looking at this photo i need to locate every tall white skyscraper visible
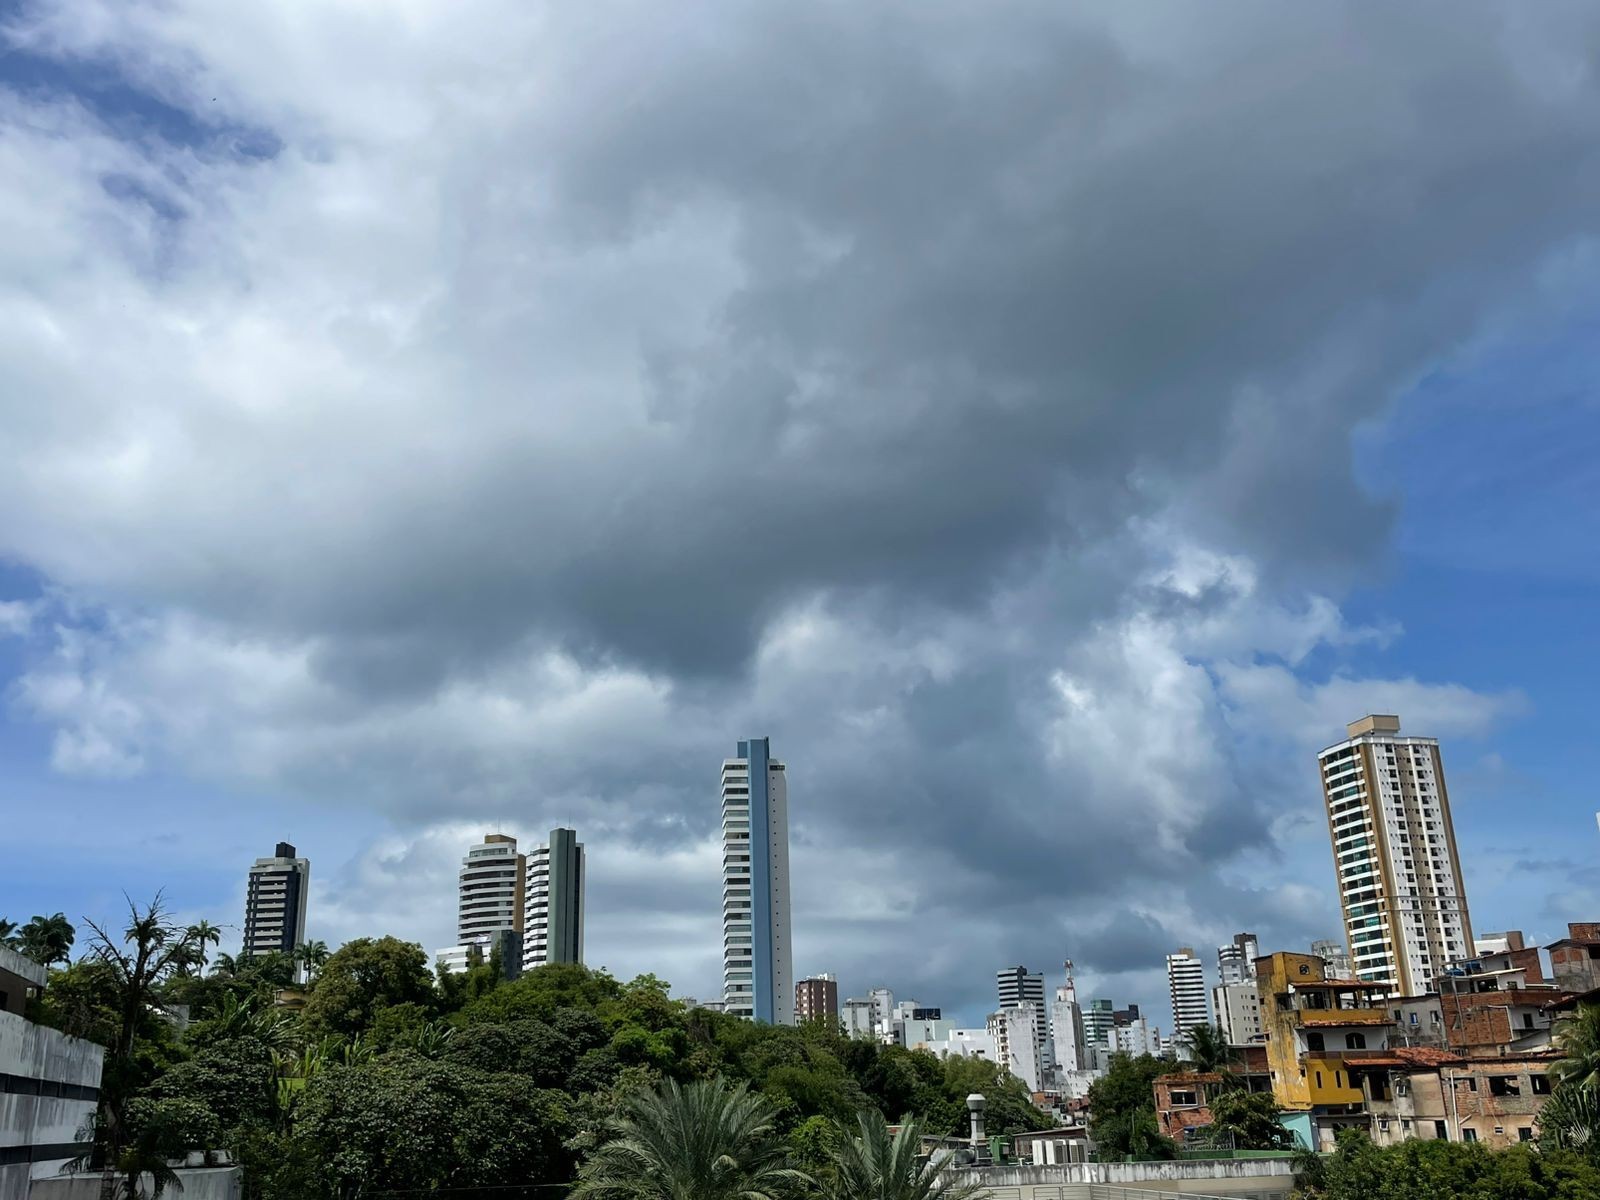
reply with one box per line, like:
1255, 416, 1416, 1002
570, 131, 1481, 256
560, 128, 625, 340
721, 738, 793, 1023
1216, 932, 1259, 986
523, 827, 585, 972
243, 842, 310, 969
1166, 948, 1208, 1043
436, 833, 524, 975
988, 1004, 1042, 1092
1318, 714, 1474, 996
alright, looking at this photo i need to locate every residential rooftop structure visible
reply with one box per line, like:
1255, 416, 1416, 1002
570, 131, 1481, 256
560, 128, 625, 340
1317, 714, 1473, 996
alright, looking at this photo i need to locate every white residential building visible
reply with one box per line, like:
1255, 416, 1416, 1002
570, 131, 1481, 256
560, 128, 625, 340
1110, 1010, 1161, 1056
435, 833, 525, 976
989, 1005, 1043, 1092
842, 996, 878, 1039
1050, 959, 1088, 1073
1213, 980, 1264, 1044
1216, 932, 1260, 986
722, 738, 793, 1023
1311, 938, 1353, 979
1318, 714, 1474, 996
934, 1027, 998, 1061
1166, 948, 1209, 1044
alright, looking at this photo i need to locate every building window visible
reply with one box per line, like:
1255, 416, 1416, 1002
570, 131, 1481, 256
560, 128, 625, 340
1463, 1128, 1478, 1143
1532, 1075, 1552, 1095
1316, 1071, 1324, 1089
1489, 1076, 1521, 1098
1307, 1032, 1326, 1052
1346, 1033, 1366, 1050
1434, 1121, 1447, 1140
1519, 1128, 1534, 1142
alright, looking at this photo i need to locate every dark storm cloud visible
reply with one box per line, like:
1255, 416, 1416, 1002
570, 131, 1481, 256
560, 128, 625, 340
1, 0, 1594, 1018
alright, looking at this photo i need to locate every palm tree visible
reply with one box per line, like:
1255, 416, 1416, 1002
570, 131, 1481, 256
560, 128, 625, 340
208, 952, 239, 980
18, 912, 76, 967
574, 1077, 811, 1200
185, 920, 222, 970
81, 895, 207, 1200
1553, 1004, 1600, 1089
0, 917, 17, 946
1538, 1080, 1600, 1153
827, 1110, 989, 1200
293, 939, 330, 982
1179, 1023, 1238, 1076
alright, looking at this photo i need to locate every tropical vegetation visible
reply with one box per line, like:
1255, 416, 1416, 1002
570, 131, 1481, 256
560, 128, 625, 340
24, 895, 1048, 1199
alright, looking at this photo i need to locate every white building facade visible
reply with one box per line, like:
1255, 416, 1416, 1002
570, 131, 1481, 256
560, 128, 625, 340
997, 965, 1052, 1071
1318, 714, 1474, 996
1212, 980, 1264, 1044
1216, 933, 1259, 986
435, 833, 525, 975
722, 738, 793, 1023
1166, 948, 1209, 1044
989, 1005, 1043, 1092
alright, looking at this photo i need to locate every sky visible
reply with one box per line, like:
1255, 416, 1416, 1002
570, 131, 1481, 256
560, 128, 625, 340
1, 1, 1598, 1036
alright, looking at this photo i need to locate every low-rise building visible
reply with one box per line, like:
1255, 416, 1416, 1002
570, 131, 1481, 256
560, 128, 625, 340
1547, 922, 1600, 993
841, 996, 877, 1039
0, 946, 105, 1200
1152, 1047, 1274, 1141
933, 1027, 997, 1061
1344, 1046, 1556, 1149
1258, 951, 1395, 1138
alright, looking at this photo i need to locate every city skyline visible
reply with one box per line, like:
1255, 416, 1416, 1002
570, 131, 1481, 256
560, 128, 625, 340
5, 1, 1600, 1043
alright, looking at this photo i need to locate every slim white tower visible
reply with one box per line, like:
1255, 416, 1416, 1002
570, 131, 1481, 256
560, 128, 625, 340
1318, 714, 1473, 995
1050, 959, 1087, 1073
1166, 948, 1208, 1043
721, 738, 793, 1023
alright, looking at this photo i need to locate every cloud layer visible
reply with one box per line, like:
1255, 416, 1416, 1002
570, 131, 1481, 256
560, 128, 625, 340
0, 0, 1588, 1021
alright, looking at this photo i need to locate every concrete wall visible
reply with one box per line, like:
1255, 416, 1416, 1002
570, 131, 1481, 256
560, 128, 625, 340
30, 1166, 241, 1200
960, 1158, 1296, 1200
1, 1011, 105, 1200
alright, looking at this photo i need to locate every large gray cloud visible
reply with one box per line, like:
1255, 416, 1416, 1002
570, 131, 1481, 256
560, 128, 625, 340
0, 0, 1585, 1023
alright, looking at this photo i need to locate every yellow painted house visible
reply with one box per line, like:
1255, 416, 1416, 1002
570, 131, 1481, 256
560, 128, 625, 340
1258, 951, 1394, 1110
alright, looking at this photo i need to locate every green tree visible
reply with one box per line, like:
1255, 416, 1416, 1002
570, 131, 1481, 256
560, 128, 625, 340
185, 920, 222, 970
1539, 1081, 1600, 1157
294, 939, 330, 982
18, 912, 77, 966
1554, 1004, 1600, 1090
1204, 1088, 1291, 1150
282, 1053, 570, 1198
1178, 1023, 1237, 1075
80, 895, 209, 1190
827, 1108, 988, 1200
574, 1076, 810, 1200
1086, 1054, 1178, 1160
299, 936, 434, 1037
0, 917, 17, 945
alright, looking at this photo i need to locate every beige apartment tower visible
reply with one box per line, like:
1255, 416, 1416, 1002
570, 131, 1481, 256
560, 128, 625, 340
1317, 714, 1473, 997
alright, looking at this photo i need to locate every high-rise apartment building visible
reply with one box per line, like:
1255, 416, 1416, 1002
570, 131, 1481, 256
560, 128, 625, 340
997, 965, 1052, 1068
1311, 938, 1352, 979
1318, 714, 1474, 996
988, 1005, 1042, 1092
795, 974, 839, 1025
1166, 948, 1208, 1043
721, 738, 793, 1023
1217, 932, 1260, 986
1212, 980, 1264, 1044
523, 827, 585, 972
1083, 998, 1115, 1048
436, 834, 525, 976
243, 842, 310, 968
